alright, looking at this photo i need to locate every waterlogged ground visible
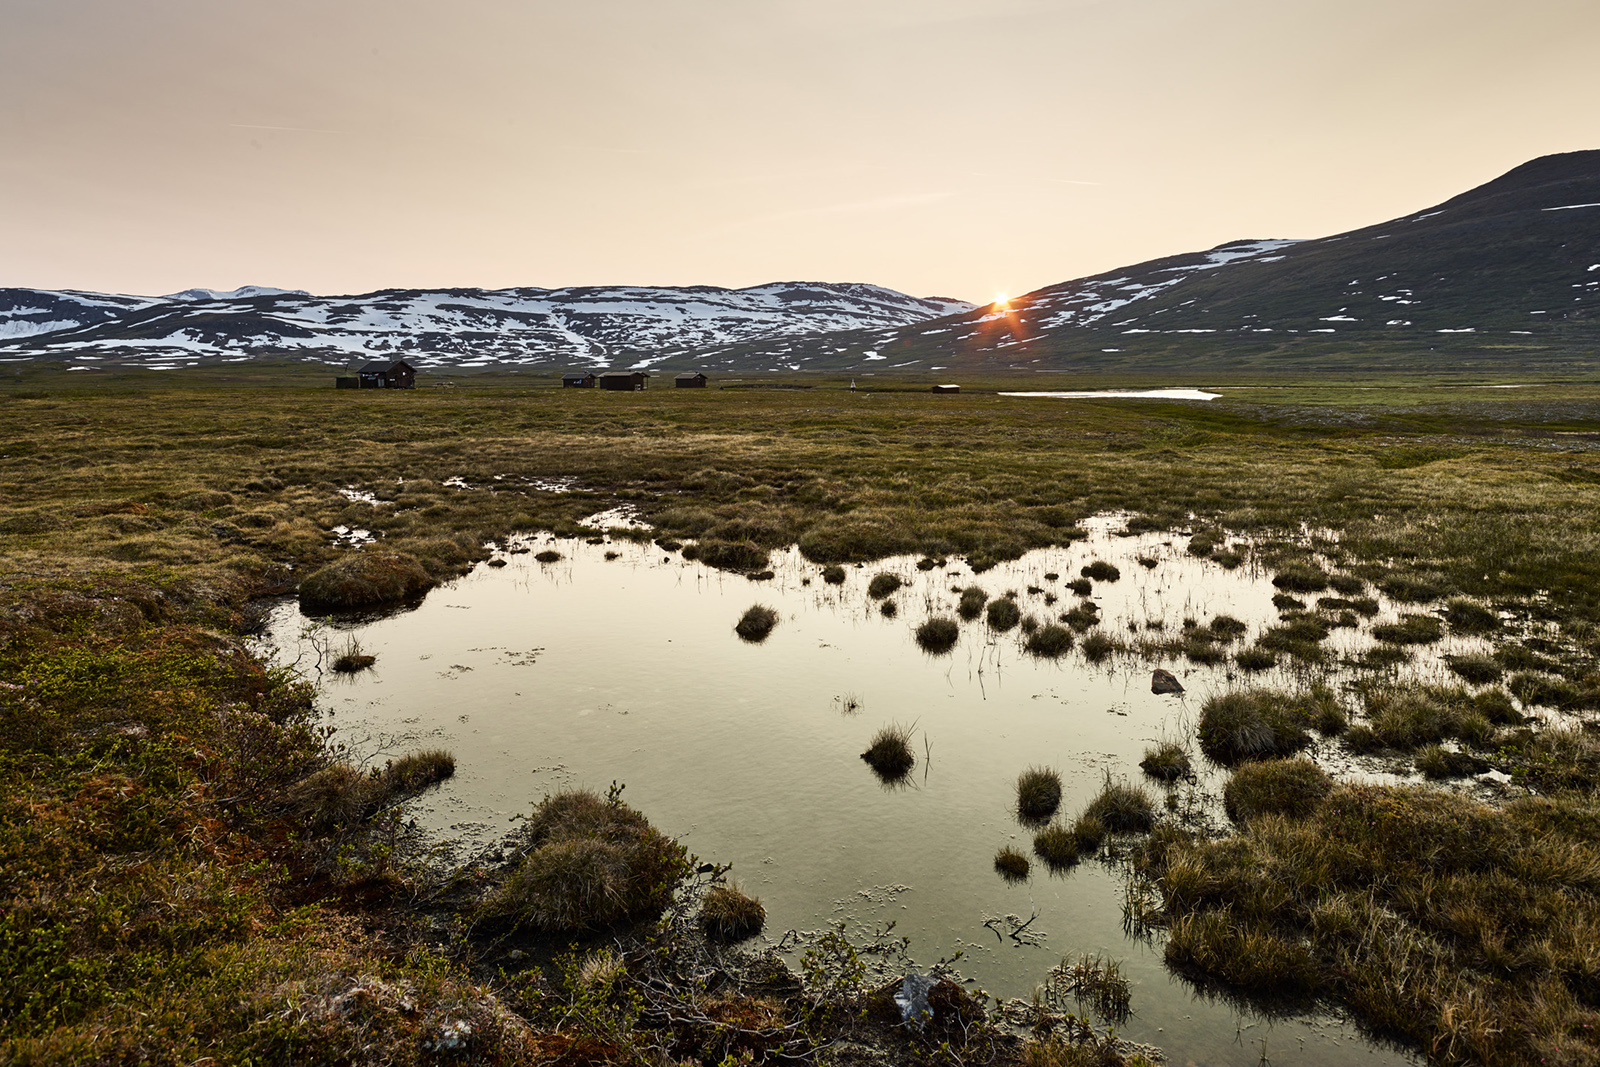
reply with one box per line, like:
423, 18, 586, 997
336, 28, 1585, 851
255, 516, 1471, 1066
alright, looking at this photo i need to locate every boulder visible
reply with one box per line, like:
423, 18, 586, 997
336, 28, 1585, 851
1151, 668, 1185, 695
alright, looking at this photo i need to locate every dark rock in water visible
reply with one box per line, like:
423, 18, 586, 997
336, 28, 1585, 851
1151, 669, 1184, 695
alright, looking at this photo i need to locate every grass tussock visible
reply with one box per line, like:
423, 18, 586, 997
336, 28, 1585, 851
1016, 766, 1064, 821
1139, 741, 1191, 783
1197, 689, 1322, 765
734, 604, 779, 642
861, 722, 916, 780
1080, 560, 1120, 582
1147, 782, 1600, 1065
1025, 623, 1075, 658
957, 585, 988, 619
986, 596, 1021, 632
915, 617, 959, 654
866, 572, 903, 599
299, 551, 434, 612
533, 548, 563, 563
1222, 758, 1333, 824
1081, 778, 1155, 835
700, 884, 765, 941
821, 564, 846, 584
1372, 613, 1445, 645
330, 636, 377, 673
482, 789, 689, 931
1032, 823, 1083, 871
994, 846, 1031, 882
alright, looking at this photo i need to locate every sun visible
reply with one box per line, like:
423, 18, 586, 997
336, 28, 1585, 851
993, 292, 1009, 309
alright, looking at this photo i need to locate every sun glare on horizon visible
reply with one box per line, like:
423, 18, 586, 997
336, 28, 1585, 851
993, 293, 1009, 309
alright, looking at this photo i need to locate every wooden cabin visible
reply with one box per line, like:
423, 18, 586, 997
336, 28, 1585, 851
931, 383, 960, 394
598, 370, 649, 391
674, 372, 708, 389
562, 371, 597, 388
357, 358, 416, 389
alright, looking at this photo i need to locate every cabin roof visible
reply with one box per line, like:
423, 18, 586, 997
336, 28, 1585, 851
359, 358, 413, 373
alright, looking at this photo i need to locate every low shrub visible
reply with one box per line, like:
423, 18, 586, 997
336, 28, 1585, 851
994, 846, 1031, 882
867, 572, 903, 599
957, 585, 988, 620
915, 618, 960, 654
1139, 741, 1191, 782
861, 723, 916, 780
1222, 758, 1332, 823
1016, 766, 1063, 821
734, 604, 779, 642
481, 789, 688, 931
986, 597, 1021, 632
701, 884, 765, 941
299, 551, 434, 612
1025, 624, 1074, 658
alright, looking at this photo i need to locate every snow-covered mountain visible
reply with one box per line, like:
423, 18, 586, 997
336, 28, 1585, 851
0, 282, 974, 371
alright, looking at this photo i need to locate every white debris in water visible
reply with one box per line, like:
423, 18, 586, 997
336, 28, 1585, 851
578, 506, 652, 531
1542, 203, 1600, 211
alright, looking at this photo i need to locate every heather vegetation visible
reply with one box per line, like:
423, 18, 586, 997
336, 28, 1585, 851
4, 368, 1600, 1064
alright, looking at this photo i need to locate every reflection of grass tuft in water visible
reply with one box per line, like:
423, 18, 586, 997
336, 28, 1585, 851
994, 846, 1031, 882
860, 722, 916, 780
915, 618, 959, 653
1016, 766, 1063, 821
734, 604, 779, 642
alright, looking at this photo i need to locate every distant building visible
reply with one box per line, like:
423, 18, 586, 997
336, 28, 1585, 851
932, 383, 960, 394
598, 370, 650, 391
674, 372, 708, 389
357, 358, 416, 389
562, 371, 597, 388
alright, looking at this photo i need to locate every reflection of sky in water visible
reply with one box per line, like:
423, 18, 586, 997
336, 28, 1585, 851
259, 515, 1456, 1066
998, 389, 1222, 400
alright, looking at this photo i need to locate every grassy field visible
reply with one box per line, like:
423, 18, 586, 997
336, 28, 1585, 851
3, 365, 1600, 1065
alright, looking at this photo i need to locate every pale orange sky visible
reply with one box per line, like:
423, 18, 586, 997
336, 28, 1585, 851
2, 0, 1597, 303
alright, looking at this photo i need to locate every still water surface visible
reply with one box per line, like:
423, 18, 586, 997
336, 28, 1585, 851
260, 517, 1436, 1066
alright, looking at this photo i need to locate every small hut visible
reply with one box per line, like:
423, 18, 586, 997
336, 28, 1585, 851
598, 370, 649, 391
562, 371, 597, 388
357, 358, 416, 389
674, 372, 708, 389
931, 383, 960, 394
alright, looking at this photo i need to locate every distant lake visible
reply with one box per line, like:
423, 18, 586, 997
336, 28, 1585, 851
1000, 389, 1222, 401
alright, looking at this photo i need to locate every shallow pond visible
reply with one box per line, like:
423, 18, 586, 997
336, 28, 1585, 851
257, 516, 1473, 1066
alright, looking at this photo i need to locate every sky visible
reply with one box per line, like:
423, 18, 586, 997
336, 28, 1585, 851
2, 0, 1598, 304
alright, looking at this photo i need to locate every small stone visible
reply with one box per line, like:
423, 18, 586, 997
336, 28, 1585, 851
1151, 669, 1184, 695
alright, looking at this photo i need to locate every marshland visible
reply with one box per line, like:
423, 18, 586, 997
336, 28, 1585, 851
5, 367, 1600, 1065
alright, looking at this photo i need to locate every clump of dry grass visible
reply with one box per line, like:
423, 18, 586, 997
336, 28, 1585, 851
1197, 689, 1317, 765
1016, 766, 1063, 821
330, 636, 376, 673
298, 551, 434, 612
957, 585, 988, 620
1222, 758, 1332, 823
867, 572, 903, 599
994, 846, 1031, 881
861, 722, 916, 780
734, 604, 779, 642
1139, 741, 1190, 783
915, 617, 959, 654
700, 884, 765, 941
986, 596, 1021, 632
1025, 624, 1074, 658
482, 789, 688, 931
